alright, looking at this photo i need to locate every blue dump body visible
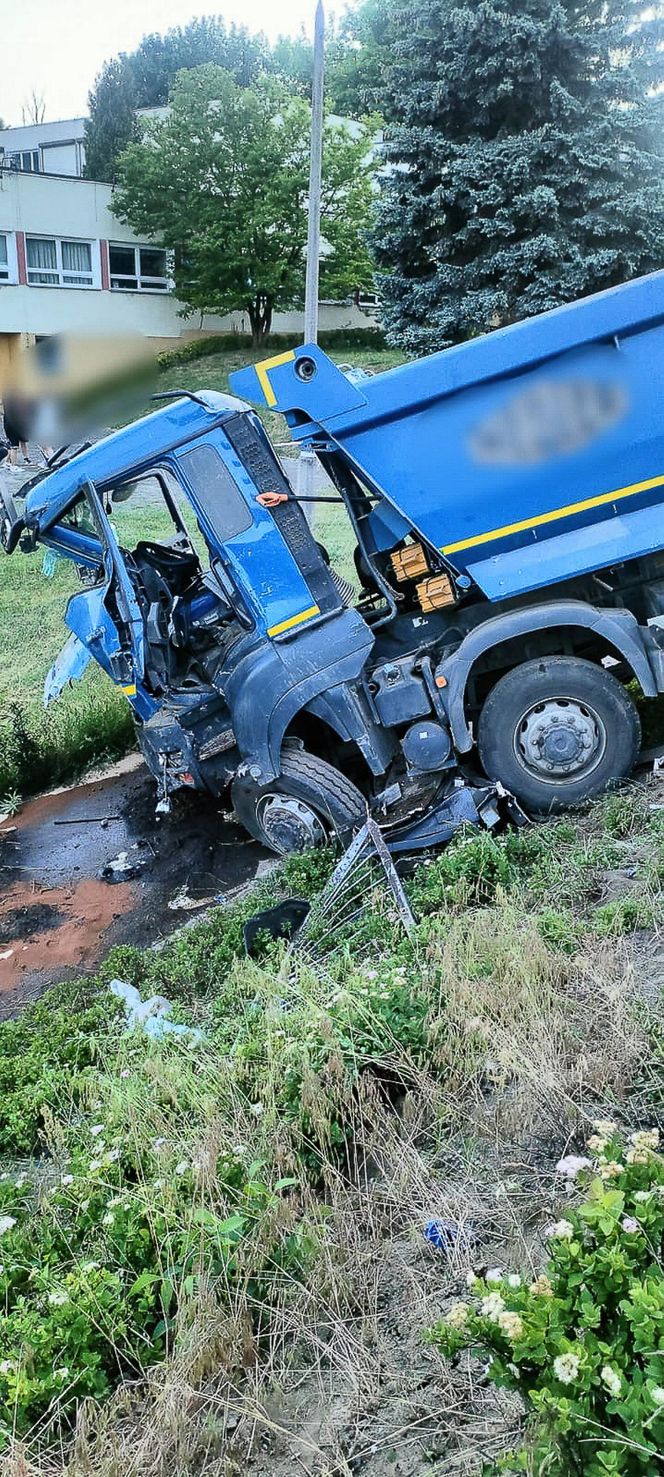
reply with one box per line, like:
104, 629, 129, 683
230, 271, 664, 601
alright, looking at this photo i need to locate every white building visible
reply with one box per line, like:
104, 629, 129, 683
0, 117, 87, 179
0, 116, 378, 379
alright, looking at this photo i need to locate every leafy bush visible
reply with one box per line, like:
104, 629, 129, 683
0, 1052, 306, 1445
431, 1126, 664, 1475
594, 896, 655, 936
0, 980, 121, 1156
157, 326, 386, 367
536, 906, 580, 955
408, 829, 517, 913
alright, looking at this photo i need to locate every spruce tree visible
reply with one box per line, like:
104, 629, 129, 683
372, 0, 664, 351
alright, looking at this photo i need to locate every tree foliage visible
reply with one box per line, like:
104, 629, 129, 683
84, 17, 267, 182
84, 14, 367, 184
111, 66, 377, 343
371, 0, 664, 351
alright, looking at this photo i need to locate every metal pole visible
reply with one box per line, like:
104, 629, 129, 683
304, 0, 325, 345
298, 0, 325, 521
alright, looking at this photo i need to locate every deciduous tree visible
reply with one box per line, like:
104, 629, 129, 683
112, 65, 377, 343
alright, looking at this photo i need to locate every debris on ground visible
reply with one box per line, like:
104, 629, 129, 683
100, 848, 145, 883
423, 1216, 476, 1255
109, 977, 205, 1044
167, 884, 227, 912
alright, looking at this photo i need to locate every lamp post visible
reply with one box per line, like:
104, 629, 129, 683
298, 0, 325, 516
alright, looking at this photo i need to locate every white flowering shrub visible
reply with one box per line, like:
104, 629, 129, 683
0, 1105, 304, 1447
431, 1125, 664, 1476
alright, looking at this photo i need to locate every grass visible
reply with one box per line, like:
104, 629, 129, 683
0, 342, 402, 800
1, 781, 663, 1472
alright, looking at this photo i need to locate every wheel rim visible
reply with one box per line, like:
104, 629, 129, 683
255, 792, 328, 853
514, 695, 606, 784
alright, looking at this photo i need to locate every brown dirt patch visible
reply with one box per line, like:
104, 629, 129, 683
0, 877, 134, 992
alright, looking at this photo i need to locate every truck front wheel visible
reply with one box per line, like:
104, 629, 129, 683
477, 656, 641, 814
231, 747, 367, 854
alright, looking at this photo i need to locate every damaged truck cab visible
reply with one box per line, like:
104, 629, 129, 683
4, 270, 664, 853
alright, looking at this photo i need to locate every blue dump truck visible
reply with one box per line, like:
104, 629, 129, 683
3, 271, 664, 854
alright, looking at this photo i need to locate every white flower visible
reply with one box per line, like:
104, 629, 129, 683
153, 1137, 167, 1151
120, 1070, 130, 1079
0, 1216, 16, 1236
89, 1124, 104, 1137
530, 1275, 554, 1297
626, 1149, 648, 1165
601, 1365, 622, 1398
15, 1174, 27, 1188
621, 1216, 640, 1234
549, 1219, 575, 1241
105, 1148, 120, 1164
89, 1158, 103, 1171
232, 1145, 247, 1156
633, 1190, 652, 1203
0, 1360, 14, 1375
48, 1290, 68, 1306
587, 1134, 609, 1153
556, 1155, 592, 1180
466, 1269, 478, 1288
153, 1177, 164, 1189
592, 1119, 618, 1135
498, 1310, 523, 1340
250, 1101, 264, 1118
629, 1128, 659, 1151
507, 1273, 522, 1288
651, 1387, 664, 1407
485, 1268, 503, 1284
175, 1160, 188, 1175
102, 1212, 114, 1226
599, 1160, 624, 1181
55, 1366, 70, 1380
481, 1292, 506, 1321
553, 1352, 581, 1385
60, 1174, 74, 1186
364, 969, 378, 979
445, 1301, 470, 1329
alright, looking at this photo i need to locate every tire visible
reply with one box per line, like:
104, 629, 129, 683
231, 746, 367, 854
477, 656, 641, 814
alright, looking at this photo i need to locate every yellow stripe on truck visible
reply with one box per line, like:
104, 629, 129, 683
267, 604, 320, 638
255, 350, 296, 408
442, 471, 664, 556
121, 683, 137, 696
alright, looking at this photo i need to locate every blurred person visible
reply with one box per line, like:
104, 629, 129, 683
2, 392, 33, 465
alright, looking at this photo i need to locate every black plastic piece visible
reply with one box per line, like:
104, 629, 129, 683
243, 898, 311, 956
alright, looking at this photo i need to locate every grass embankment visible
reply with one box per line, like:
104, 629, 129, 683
1, 785, 663, 1472
0, 342, 401, 803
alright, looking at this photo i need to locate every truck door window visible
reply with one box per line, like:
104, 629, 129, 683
179, 443, 253, 544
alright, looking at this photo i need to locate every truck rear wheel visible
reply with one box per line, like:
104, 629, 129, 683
231, 747, 367, 855
477, 656, 641, 814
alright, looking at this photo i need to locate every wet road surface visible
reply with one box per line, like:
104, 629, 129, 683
0, 756, 270, 1016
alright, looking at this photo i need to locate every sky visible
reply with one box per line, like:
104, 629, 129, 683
1, 0, 332, 128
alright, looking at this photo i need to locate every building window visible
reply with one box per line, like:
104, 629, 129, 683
0, 232, 18, 284
6, 149, 41, 172
109, 243, 168, 291
25, 236, 95, 288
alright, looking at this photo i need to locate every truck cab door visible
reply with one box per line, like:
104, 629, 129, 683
80, 478, 146, 686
